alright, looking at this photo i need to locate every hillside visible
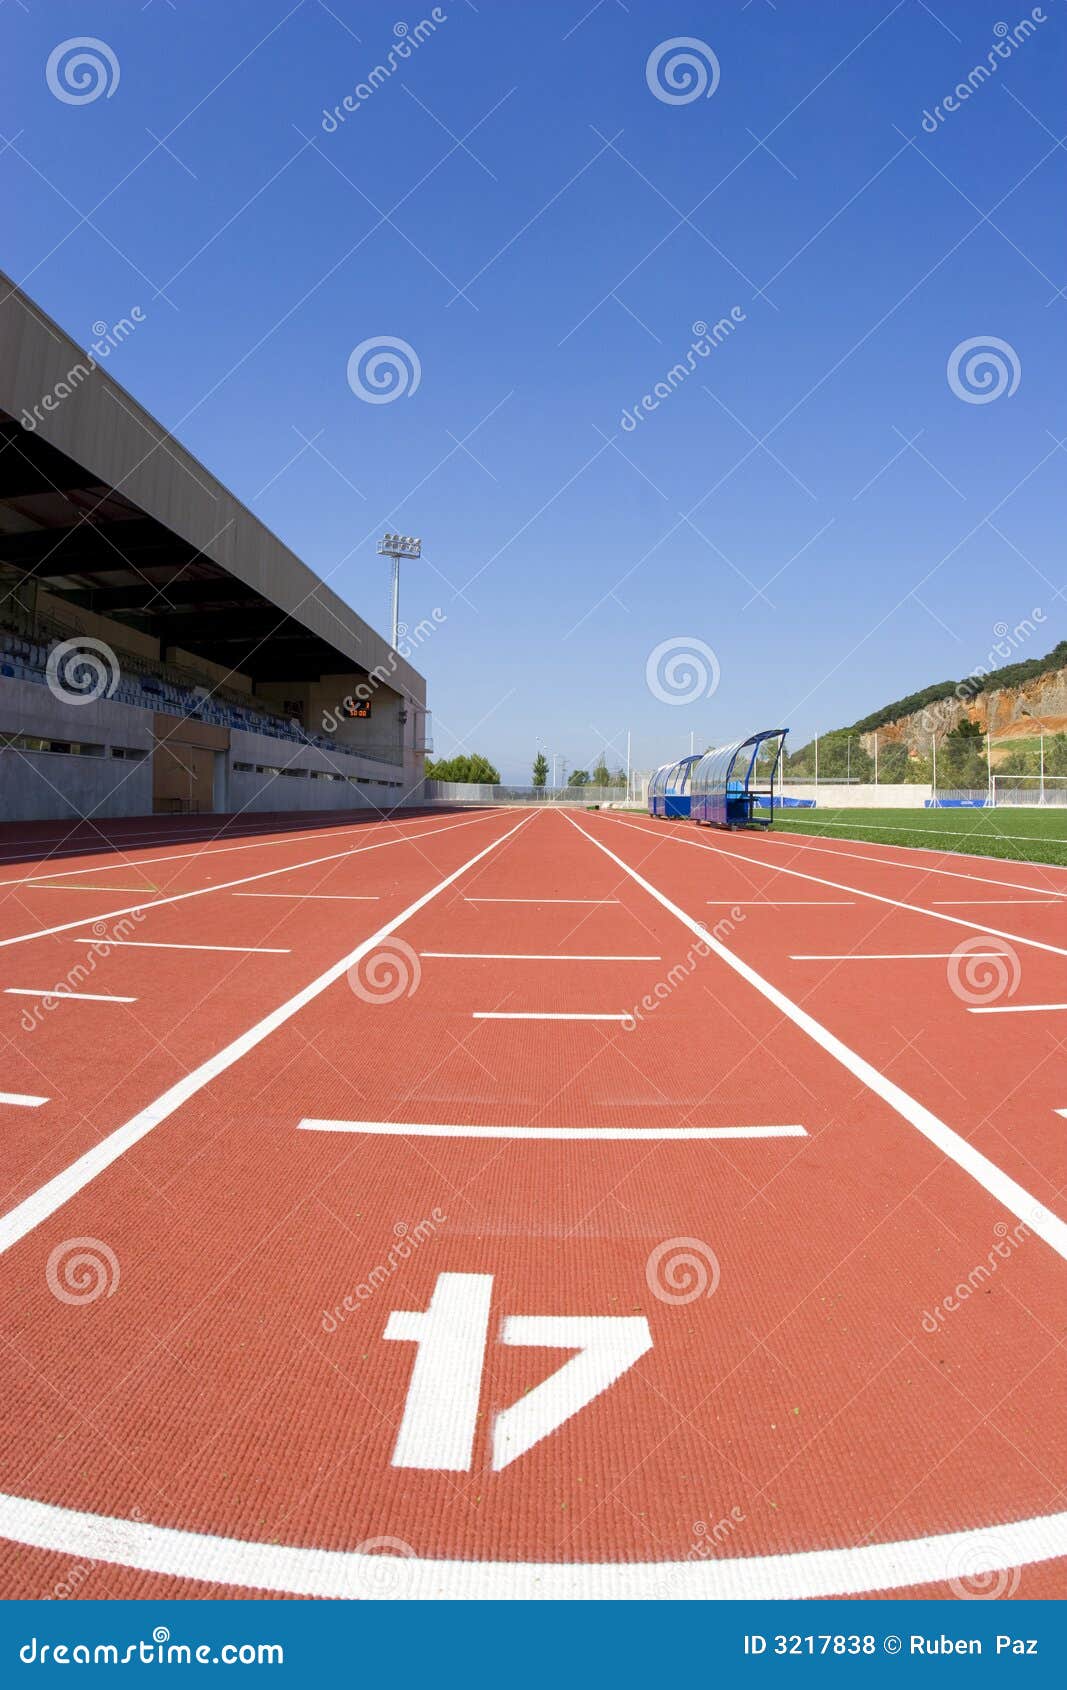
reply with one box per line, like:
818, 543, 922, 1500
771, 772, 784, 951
785, 637, 1067, 782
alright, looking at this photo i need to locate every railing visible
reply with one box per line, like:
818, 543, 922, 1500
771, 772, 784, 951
423, 782, 636, 805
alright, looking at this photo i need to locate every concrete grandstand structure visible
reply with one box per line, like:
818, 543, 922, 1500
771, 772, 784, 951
0, 272, 428, 822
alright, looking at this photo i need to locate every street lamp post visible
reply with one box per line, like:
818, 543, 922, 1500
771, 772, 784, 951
376, 532, 422, 651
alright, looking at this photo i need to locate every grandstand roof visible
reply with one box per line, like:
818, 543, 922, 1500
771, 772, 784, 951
0, 272, 425, 698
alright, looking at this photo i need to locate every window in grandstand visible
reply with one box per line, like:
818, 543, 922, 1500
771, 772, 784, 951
281, 767, 308, 778
256, 765, 281, 776
233, 761, 254, 772
1, 732, 105, 758
110, 746, 147, 761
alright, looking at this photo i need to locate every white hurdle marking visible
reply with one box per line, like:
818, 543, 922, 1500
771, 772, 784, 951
0, 1092, 49, 1108
298, 1119, 808, 1141
421, 952, 659, 962
72, 940, 290, 955
233, 893, 379, 901
4, 989, 137, 1004
791, 952, 1012, 962
463, 897, 620, 904
472, 1012, 631, 1022
968, 1003, 1067, 1016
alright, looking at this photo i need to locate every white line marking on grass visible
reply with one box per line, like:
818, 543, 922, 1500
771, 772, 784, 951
0, 815, 530, 1255
0, 812, 504, 954
968, 1003, 1067, 1015
232, 893, 379, 901
421, 952, 660, 961
600, 816, 1067, 962
568, 815, 1067, 1264
472, 1012, 631, 1022
72, 940, 290, 955
755, 822, 1067, 889
4, 989, 137, 1004
0, 1490, 1064, 1599
791, 952, 1012, 961
298, 1119, 807, 1140
463, 896, 621, 904
0, 1092, 48, 1108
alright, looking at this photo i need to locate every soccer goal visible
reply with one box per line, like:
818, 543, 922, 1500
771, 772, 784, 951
991, 774, 1067, 806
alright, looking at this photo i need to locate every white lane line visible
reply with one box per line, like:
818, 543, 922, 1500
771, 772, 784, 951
4, 989, 137, 1004
968, 1003, 1067, 1016
73, 940, 290, 955
421, 952, 660, 961
472, 1011, 630, 1022
0, 1489, 1064, 1600
463, 896, 620, 904
233, 893, 380, 901
298, 1119, 807, 1140
708, 899, 856, 906
0, 1092, 49, 1108
791, 952, 1012, 961
568, 815, 1067, 1264
600, 816, 1067, 961
0, 812, 499, 955
932, 899, 1062, 905
0, 814, 530, 1255
0, 808, 486, 887
1055, 1109, 1067, 1118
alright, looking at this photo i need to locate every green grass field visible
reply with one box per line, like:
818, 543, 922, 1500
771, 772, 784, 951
769, 805, 1067, 867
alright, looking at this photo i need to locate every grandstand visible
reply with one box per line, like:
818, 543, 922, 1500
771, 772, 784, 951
0, 273, 428, 821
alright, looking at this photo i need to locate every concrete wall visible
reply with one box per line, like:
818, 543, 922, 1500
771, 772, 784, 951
227, 727, 408, 814
0, 677, 153, 821
779, 783, 933, 807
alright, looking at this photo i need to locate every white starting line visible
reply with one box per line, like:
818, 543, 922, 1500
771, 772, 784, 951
72, 939, 291, 955
463, 897, 620, 905
472, 1012, 631, 1023
968, 1003, 1067, 1015
707, 899, 856, 906
422, 952, 660, 962
298, 1118, 807, 1141
791, 952, 1012, 962
232, 893, 379, 901
0, 1092, 48, 1108
4, 989, 137, 1004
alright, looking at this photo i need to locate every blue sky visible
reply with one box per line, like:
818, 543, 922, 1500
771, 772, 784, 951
4, 0, 1065, 782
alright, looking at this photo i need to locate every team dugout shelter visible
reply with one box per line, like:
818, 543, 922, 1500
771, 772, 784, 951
649, 730, 788, 828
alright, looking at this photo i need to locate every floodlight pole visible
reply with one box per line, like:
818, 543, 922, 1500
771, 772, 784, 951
377, 532, 422, 653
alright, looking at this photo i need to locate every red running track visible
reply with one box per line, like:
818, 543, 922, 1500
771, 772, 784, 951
0, 805, 1063, 1600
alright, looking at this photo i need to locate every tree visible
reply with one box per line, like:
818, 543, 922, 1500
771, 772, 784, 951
570, 769, 590, 786
532, 751, 548, 787
592, 757, 611, 787
425, 752, 500, 783
940, 720, 986, 789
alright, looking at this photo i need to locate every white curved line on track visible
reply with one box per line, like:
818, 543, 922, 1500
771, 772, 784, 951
0, 1491, 1062, 1599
